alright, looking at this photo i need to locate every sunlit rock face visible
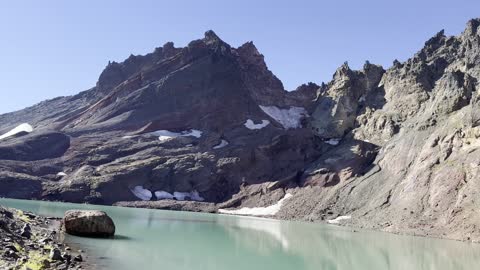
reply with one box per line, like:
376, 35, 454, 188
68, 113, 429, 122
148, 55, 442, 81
2, 19, 480, 242
310, 62, 385, 140
277, 18, 480, 242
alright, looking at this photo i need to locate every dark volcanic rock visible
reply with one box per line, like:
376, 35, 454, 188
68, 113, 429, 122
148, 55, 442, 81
0, 172, 42, 199
62, 210, 116, 237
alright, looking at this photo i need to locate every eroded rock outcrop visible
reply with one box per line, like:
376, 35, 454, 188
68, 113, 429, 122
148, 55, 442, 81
276, 18, 480, 242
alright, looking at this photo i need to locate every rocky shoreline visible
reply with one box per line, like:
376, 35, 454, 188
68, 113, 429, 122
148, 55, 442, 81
0, 206, 86, 270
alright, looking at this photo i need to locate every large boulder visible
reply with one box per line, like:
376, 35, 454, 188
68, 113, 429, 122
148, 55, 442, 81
62, 210, 115, 237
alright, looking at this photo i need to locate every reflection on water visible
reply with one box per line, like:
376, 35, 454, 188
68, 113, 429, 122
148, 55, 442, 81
1, 198, 480, 270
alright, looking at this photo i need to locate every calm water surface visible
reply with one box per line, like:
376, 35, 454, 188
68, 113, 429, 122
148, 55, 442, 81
1, 198, 480, 270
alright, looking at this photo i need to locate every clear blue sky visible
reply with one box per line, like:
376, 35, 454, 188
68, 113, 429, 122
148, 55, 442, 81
0, 0, 479, 114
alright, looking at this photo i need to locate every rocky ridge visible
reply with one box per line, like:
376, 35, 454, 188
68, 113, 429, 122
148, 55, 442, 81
1, 19, 480, 242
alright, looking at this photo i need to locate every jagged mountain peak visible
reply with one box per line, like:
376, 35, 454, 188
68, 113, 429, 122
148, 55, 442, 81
203, 30, 221, 43
464, 18, 480, 37
238, 41, 260, 55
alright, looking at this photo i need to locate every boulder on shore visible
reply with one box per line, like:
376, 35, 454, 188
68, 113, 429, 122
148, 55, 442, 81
62, 210, 115, 237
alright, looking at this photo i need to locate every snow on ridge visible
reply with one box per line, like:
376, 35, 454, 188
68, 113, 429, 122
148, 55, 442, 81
327, 215, 351, 224
0, 123, 33, 140
57, 172, 67, 177
173, 191, 204, 201
218, 193, 293, 216
150, 189, 205, 201
130, 186, 153, 201
154, 191, 175, 200
150, 129, 203, 141
213, 139, 229, 149
244, 119, 270, 130
259, 105, 307, 129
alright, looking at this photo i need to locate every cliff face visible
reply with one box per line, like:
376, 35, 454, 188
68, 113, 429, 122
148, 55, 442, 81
1, 19, 480, 241
279, 19, 480, 241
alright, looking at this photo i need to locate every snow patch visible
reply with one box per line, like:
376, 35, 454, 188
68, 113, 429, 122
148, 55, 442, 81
150, 129, 203, 141
130, 186, 153, 201
259, 106, 307, 129
154, 191, 174, 200
213, 139, 229, 149
56, 172, 67, 177
244, 119, 270, 130
327, 215, 351, 224
173, 191, 204, 201
219, 193, 293, 216
154, 190, 204, 201
0, 123, 33, 140
325, 138, 341, 145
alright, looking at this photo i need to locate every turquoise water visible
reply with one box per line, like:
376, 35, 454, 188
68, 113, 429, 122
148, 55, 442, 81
1, 198, 480, 270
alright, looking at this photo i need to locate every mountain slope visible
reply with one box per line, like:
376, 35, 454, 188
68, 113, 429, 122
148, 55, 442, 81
278, 19, 480, 241
0, 30, 319, 205
1, 19, 480, 242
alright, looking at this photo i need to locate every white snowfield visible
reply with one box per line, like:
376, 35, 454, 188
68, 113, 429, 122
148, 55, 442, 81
154, 191, 175, 200
259, 105, 308, 129
150, 129, 203, 141
57, 172, 67, 177
219, 193, 293, 216
213, 139, 229, 149
173, 191, 205, 201
0, 123, 33, 140
130, 186, 153, 201
244, 119, 270, 130
327, 215, 352, 224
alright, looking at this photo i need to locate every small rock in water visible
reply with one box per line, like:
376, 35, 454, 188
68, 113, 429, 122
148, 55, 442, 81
74, 254, 83, 262
62, 252, 72, 262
